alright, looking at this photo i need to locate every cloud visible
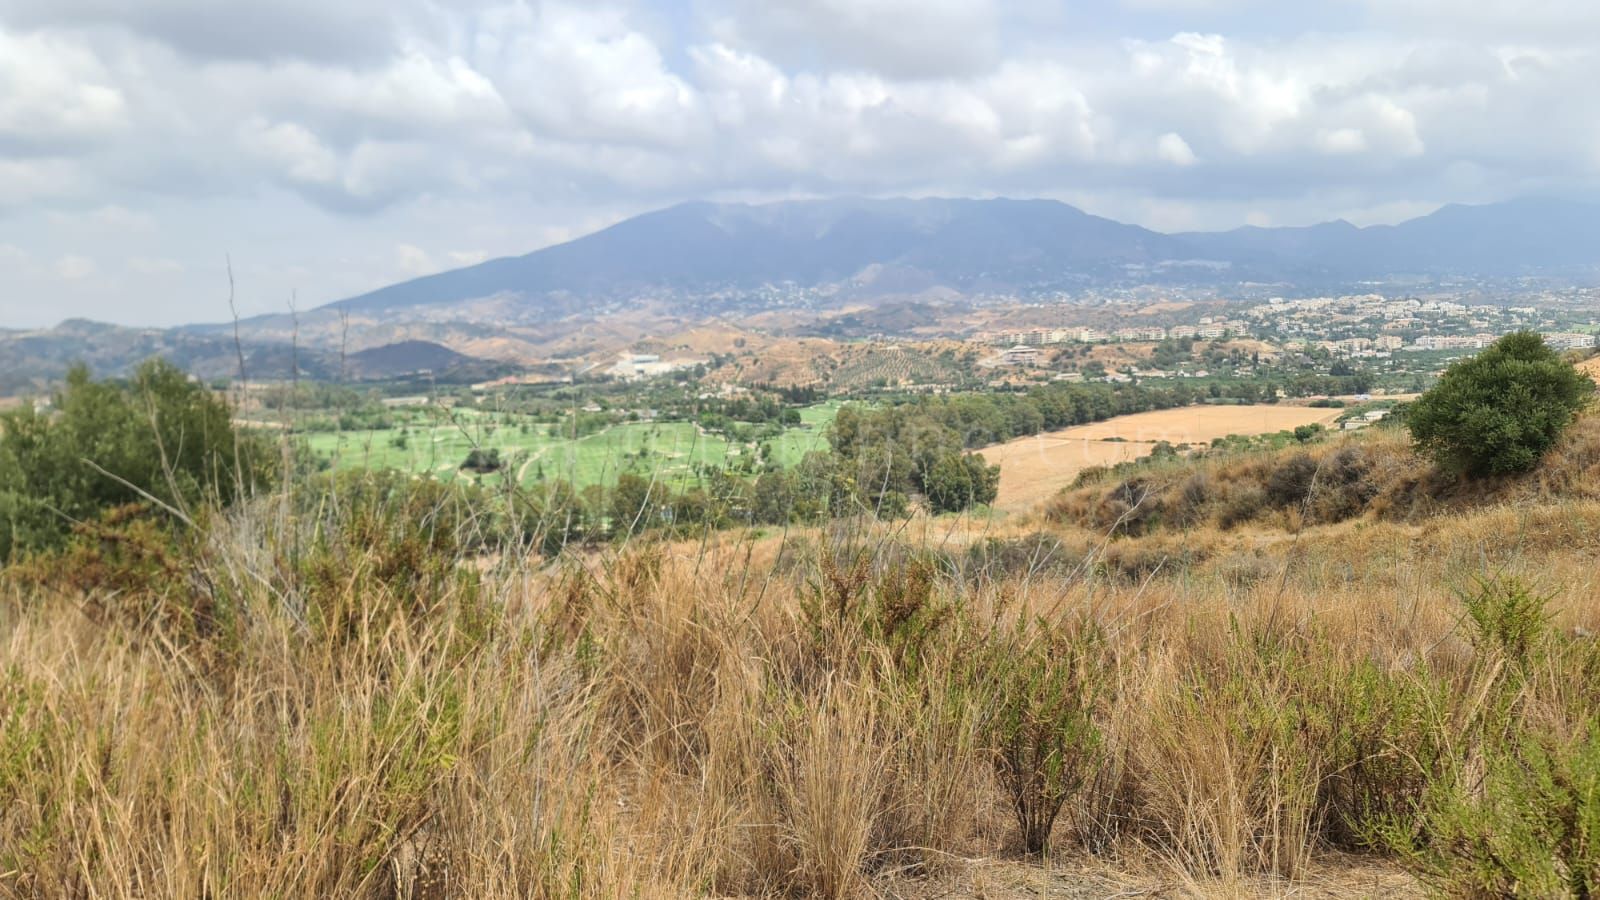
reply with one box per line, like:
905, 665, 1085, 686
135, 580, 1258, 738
1157, 132, 1197, 166
709, 0, 1001, 79
395, 242, 436, 276
0, 0, 410, 63
127, 256, 182, 274
4, 0, 1600, 324
54, 254, 97, 279
0, 29, 126, 155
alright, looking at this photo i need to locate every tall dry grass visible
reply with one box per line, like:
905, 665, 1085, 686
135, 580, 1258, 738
5, 471, 1600, 896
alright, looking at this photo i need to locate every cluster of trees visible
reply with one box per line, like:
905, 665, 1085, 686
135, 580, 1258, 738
510, 458, 842, 556
0, 361, 274, 562
838, 382, 1208, 451
1282, 372, 1375, 398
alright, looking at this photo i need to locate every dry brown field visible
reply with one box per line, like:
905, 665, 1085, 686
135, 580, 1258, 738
981, 404, 1343, 510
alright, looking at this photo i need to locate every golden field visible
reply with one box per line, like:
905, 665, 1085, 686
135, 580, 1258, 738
981, 404, 1343, 510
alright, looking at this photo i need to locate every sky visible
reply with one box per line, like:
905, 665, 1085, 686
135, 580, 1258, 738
5, 1, 1600, 327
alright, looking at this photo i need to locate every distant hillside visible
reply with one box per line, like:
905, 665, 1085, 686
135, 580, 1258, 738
1177, 196, 1600, 277
319, 195, 1600, 319
345, 340, 479, 379
0, 325, 510, 394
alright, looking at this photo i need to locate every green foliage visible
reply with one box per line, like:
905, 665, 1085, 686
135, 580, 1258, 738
0, 360, 274, 562
513, 479, 589, 557
1396, 726, 1600, 898
460, 447, 503, 473
609, 473, 668, 538
1407, 331, 1595, 477
924, 453, 1000, 515
1292, 423, 1323, 443
980, 619, 1105, 855
1460, 575, 1552, 665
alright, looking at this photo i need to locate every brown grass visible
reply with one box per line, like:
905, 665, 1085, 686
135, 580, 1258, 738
8, 433, 1600, 896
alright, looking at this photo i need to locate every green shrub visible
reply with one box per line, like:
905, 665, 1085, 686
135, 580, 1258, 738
1407, 331, 1595, 477
924, 453, 1000, 514
1460, 575, 1552, 666
0, 360, 274, 562
980, 619, 1105, 855
1395, 725, 1600, 897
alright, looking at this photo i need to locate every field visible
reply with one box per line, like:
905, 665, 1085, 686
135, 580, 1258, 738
980, 404, 1343, 510
303, 402, 840, 487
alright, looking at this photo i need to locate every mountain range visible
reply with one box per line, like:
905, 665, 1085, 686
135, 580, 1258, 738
324, 195, 1600, 318
8, 194, 1600, 392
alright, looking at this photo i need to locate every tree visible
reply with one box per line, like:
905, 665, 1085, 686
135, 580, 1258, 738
924, 452, 1001, 514
460, 448, 502, 473
1407, 331, 1594, 477
0, 360, 274, 561
609, 473, 667, 538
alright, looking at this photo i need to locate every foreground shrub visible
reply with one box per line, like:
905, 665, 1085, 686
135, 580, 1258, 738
980, 618, 1105, 855
1394, 726, 1600, 897
0, 360, 274, 562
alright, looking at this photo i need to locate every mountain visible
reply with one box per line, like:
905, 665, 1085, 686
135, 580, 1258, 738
320, 195, 1600, 319
1177, 197, 1600, 277
329, 197, 1193, 316
0, 325, 511, 392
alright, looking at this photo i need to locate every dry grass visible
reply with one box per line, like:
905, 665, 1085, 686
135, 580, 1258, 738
7, 438, 1600, 896
982, 405, 1342, 511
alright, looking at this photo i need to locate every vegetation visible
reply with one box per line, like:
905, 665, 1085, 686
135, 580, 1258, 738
0, 360, 273, 562
1407, 331, 1595, 476
7, 358, 1600, 896
7, 438, 1600, 895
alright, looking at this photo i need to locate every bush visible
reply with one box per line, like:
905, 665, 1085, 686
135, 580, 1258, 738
1266, 453, 1319, 508
924, 453, 1000, 514
1395, 725, 1600, 897
980, 619, 1105, 855
459, 447, 502, 473
0, 360, 274, 562
1407, 331, 1595, 477
1460, 574, 1552, 666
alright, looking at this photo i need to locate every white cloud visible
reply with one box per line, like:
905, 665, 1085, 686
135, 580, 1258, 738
448, 249, 489, 266
1157, 132, 1197, 166
711, 0, 1000, 79
128, 256, 182, 274
395, 243, 436, 276
3, 1, 1600, 323
1317, 127, 1367, 155
54, 254, 97, 280
0, 29, 126, 153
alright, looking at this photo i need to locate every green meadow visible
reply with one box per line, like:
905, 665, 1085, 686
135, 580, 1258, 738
301, 401, 842, 488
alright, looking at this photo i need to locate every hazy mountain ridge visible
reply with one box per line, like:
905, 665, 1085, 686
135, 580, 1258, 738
8, 195, 1600, 392
0, 326, 511, 393
329, 195, 1600, 316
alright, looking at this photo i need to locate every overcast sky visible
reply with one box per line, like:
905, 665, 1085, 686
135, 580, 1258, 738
4, 0, 1600, 327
